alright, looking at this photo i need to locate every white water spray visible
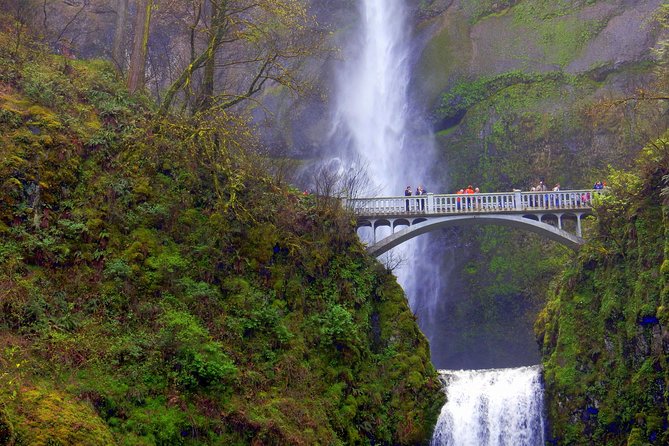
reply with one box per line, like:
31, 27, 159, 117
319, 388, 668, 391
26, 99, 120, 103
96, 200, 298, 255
331, 0, 436, 304
431, 366, 546, 446
333, 0, 417, 194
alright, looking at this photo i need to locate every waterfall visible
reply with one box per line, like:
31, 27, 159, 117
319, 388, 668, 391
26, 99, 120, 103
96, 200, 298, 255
331, 0, 435, 303
431, 366, 546, 446
330, 2, 547, 443
332, 0, 420, 195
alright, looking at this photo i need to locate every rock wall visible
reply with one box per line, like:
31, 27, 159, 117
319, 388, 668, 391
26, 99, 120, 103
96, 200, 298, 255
415, 0, 664, 106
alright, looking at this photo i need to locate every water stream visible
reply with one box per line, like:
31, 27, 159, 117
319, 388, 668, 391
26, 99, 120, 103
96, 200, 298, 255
431, 366, 546, 446
330, 1, 547, 444
332, 0, 415, 194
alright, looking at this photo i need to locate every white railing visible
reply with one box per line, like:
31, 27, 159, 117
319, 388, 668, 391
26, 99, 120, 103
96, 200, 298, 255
348, 190, 599, 217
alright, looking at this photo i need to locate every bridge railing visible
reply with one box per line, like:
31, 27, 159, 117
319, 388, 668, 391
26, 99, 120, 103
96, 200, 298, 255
347, 189, 599, 216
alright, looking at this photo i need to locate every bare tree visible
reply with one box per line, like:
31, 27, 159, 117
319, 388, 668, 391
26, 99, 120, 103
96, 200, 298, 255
380, 251, 407, 273
158, 0, 325, 115
310, 156, 377, 214
9, 0, 36, 53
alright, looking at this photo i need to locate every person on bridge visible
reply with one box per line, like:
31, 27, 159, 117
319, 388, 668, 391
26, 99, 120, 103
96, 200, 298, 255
405, 186, 412, 212
529, 186, 536, 207
536, 180, 548, 207
465, 185, 474, 209
552, 183, 561, 206
417, 185, 427, 211
456, 188, 464, 210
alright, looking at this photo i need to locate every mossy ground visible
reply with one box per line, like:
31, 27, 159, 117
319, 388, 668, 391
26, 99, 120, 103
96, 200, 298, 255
0, 17, 443, 445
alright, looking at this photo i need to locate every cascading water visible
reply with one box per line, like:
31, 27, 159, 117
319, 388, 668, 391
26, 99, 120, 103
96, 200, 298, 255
332, 0, 414, 194
330, 1, 547, 443
431, 366, 546, 446
330, 0, 429, 303
330, 0, 454, 361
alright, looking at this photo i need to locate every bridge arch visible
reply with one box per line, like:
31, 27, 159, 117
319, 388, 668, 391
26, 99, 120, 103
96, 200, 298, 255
365, 214, 585, 257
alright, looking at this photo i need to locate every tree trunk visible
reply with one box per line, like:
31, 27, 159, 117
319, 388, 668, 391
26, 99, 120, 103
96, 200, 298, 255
127, 0, 153, 94
160, 0, 227, 114
195, 0, 227, 113
112, 0, 129, 71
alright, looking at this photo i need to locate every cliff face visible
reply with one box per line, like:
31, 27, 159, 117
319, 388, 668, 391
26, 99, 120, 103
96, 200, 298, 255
416, 0, 664, 106
415, 0, 666, 189
399, 0, 669, 370
536, 137, 669, 445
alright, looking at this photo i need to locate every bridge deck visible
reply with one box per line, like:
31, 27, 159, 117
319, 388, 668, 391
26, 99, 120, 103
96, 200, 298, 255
349, 190, 596, 220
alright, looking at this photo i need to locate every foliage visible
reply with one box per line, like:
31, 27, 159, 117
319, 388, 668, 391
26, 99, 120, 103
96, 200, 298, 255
1, 385, 116, 445
0, 18, 442, 445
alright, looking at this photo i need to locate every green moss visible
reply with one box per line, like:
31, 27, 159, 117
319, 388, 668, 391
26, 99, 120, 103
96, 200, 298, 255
0, 16, 443, 445
502, 1, 608, 67
462, 0, 519, 24
5, 386, 115, 445
415, 10, 472, 103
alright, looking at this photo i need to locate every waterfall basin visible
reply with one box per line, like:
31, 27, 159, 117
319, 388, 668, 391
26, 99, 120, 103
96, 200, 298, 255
431, 365, 546, 446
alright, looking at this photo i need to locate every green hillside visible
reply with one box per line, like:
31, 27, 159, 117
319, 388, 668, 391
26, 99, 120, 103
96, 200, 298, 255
0, 20, 443, 446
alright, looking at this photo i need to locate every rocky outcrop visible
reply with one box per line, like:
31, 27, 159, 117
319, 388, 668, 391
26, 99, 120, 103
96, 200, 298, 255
414, 0, 665, 106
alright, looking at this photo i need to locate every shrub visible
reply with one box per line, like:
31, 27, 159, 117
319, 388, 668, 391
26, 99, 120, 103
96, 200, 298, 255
157, 309, 237, 390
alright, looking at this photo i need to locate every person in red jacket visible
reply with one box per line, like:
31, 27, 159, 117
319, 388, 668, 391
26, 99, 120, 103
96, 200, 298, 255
465, 185, 474, 208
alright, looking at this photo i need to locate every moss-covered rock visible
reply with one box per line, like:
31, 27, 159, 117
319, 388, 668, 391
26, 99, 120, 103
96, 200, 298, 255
4, 387, 116, 446
537, 136, 669, 445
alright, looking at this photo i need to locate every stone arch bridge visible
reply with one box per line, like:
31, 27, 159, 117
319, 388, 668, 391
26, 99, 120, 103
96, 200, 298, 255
347, 190, 597, 256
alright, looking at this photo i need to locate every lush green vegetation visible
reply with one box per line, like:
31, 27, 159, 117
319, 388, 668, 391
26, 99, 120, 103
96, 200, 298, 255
0, 18, 443, 445
537, 136, 669, 445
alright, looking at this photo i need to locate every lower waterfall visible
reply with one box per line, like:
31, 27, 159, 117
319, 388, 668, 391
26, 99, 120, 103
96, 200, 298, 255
431, 366, 545, 446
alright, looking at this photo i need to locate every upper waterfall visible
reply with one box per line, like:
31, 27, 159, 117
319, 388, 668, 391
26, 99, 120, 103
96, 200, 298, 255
332, 0, 414, 195
329, 0, 441, 345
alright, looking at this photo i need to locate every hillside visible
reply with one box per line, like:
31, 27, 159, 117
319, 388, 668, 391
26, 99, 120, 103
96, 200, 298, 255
0, 20, 443, 445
